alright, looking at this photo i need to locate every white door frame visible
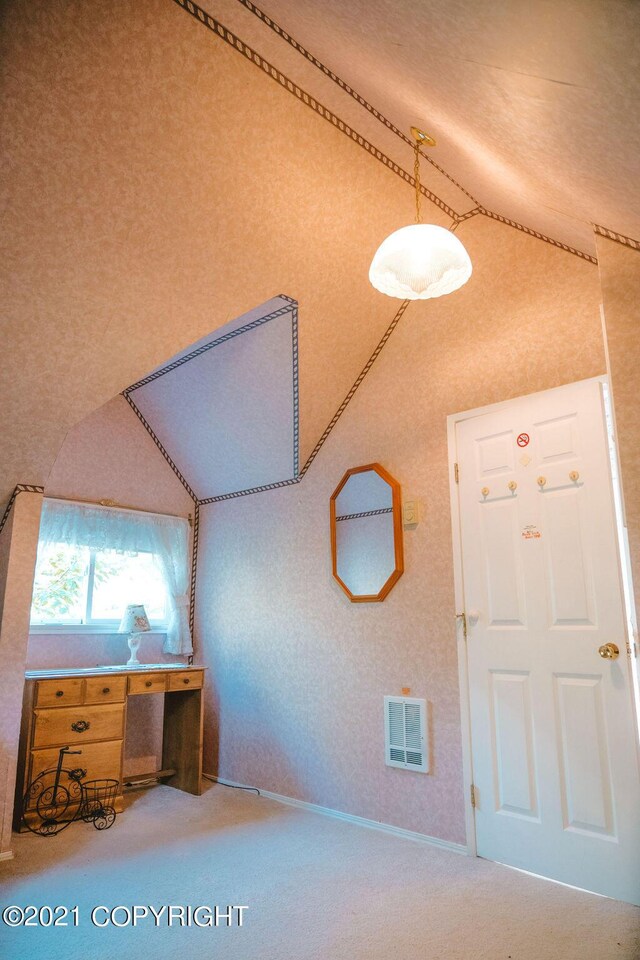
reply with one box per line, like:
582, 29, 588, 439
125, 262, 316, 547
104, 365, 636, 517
446, 374, 640, 862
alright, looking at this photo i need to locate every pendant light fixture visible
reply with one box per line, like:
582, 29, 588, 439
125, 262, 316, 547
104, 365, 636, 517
369, 128, 472, 300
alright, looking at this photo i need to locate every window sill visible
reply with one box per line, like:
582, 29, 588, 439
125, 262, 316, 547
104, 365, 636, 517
29, 624, 168, 636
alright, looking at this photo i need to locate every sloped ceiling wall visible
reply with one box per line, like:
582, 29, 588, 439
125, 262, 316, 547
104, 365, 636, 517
125, 296, 298, 500
0, 0, 428, 514
232, 0, 640, 253
44, 394, 194, 517
1, 0, 635, 522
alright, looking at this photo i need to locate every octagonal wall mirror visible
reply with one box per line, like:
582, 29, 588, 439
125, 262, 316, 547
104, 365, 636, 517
330, 463, 404, 602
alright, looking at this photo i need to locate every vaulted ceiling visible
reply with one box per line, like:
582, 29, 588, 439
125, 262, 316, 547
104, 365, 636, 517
213, 0, 640, 256
0, 0, 633, 521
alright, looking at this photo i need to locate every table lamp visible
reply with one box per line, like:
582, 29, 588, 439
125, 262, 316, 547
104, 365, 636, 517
118, 604, 151, 666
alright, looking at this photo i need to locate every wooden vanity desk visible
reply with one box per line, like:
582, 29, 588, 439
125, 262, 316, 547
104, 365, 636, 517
14, 664, 205, 831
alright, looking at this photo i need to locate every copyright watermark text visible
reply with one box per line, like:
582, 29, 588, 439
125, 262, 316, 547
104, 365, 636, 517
2, 904, 248, 928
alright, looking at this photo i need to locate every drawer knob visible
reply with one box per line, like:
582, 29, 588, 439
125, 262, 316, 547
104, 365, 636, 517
56, 690, 64, 698
71, 719, 91, 733
102, 687, 110, 694
183, 678, 190, 685
145, 680, 152, 688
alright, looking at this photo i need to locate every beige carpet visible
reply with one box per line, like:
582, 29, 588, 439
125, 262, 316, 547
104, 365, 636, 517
1, 782, 638, 959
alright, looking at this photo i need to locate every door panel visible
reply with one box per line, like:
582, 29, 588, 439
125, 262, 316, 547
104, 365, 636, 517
456, 379, 640, 904
482, 500, 527, 626
554, 674, 614, 837
535, 413, 579, 464
476, 429, 516, 477
541, 488, 596, 627
490, 671, 538, 819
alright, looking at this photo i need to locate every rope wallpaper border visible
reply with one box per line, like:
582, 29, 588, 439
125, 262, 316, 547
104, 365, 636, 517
124, 297, 296, 394
198, 297, 411, 504
594, 224, 640, 254
0, 484, 45, 538
299, 299, 410, 480
122, 297, 299, 503
478, 209, 597, 265
188, 500, 200, 653
336, 508, 393, 522
234, 0, 483, 208
172, 0, 459, 221
234, 0, 640, 261
291, 302, 300, 478
123, 392, 199, 501
169, 0, 638, 262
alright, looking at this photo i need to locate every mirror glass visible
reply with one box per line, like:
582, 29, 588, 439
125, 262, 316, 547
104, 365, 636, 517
330, 464, 403, 602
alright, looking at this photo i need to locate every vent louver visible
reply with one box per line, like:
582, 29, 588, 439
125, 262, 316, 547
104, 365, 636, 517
384, 696, 428, 773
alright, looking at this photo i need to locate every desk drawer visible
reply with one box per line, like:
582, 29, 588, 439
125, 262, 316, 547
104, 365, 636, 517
33, 703, 125, 748
128, 673, 167, 696
35, 679, 83, 708
85, 676, 127, 703
167, 670, 203, 692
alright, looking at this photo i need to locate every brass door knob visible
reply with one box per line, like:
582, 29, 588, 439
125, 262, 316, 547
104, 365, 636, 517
598, 642, 620, 660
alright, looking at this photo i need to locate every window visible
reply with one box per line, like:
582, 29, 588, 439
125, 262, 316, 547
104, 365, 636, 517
29, 498, 193, 655
30, 542, 168, 628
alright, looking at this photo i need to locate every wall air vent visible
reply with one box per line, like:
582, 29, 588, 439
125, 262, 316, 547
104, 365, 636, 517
384, 696, 428, 773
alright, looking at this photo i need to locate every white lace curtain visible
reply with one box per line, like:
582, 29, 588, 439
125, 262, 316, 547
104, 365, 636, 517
38, 498, 193, 655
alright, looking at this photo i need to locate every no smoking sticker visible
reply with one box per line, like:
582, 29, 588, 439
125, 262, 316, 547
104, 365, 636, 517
517, 433, 530, 448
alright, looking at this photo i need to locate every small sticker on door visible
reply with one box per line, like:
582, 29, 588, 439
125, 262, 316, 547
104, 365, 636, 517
522, 524, 541, 540
517, 433, 530, 447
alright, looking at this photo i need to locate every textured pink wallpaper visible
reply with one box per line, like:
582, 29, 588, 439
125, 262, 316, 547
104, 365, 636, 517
44, 395, 194, 517
597, 236, 640, 623
0, 492, 43, 855
1, 0, 441, 511
2, 0, 637, 858
195, 215, 604, 846
25, 394, 194, 781
0, 509, 17, 855
28, 392, 192, 675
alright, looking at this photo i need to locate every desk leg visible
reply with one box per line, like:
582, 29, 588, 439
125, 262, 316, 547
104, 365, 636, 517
162, 689, 203, 795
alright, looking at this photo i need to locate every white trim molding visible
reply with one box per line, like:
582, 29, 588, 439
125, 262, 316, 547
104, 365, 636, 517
204, 775, 467, 856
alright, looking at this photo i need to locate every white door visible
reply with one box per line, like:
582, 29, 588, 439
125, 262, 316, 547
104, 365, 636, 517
455, 378, 640, 904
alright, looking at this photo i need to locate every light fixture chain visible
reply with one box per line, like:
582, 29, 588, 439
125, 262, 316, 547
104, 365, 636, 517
414, 141, 422, 224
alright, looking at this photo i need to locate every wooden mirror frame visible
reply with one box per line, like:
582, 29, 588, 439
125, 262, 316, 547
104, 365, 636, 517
330, 462, 404, 603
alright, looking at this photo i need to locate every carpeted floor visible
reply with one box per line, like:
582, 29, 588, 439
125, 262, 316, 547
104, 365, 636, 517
0, 782, 638, 959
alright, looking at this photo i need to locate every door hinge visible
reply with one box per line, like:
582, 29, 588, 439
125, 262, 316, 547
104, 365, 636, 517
454, 462, 459, 484
470, 784, 477, 808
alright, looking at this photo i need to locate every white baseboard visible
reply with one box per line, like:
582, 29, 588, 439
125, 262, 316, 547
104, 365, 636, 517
204, 774, 467, 856
0, 850, 14, 862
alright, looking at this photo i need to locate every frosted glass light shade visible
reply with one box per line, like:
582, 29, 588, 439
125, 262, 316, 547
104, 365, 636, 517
369, 223, 472, 300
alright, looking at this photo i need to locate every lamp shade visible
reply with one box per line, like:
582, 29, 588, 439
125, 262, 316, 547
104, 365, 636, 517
118, 604, 151, 634
369, 223, 472, 300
